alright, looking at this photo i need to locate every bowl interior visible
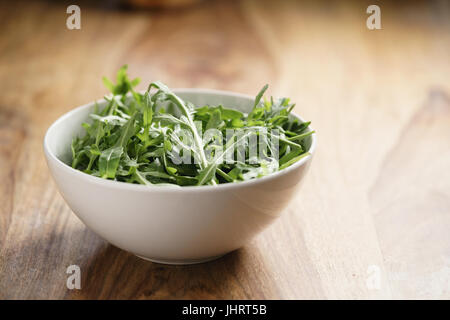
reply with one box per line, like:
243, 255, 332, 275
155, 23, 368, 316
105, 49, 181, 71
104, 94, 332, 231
46, 89, 314, 167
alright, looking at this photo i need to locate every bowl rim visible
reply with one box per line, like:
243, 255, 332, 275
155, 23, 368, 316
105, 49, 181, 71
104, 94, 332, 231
44, 88, 317, 193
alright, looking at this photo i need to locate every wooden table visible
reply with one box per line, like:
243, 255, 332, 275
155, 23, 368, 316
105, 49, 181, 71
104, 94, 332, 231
0, 0, 449, 299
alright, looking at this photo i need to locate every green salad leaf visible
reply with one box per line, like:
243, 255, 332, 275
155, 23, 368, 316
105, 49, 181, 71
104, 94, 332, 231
71, 66, 314, 186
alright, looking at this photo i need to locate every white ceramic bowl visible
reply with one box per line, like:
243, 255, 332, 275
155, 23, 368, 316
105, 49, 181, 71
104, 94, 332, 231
44, 89, 316, 264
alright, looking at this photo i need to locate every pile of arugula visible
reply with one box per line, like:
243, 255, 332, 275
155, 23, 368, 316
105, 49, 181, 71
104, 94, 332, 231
71, 65, 314, 186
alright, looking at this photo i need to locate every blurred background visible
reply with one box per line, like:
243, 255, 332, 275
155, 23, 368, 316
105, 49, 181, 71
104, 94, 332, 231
0, 0, 449, 299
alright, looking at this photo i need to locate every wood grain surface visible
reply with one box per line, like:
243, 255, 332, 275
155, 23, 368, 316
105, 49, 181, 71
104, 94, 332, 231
0, 0, 449, 299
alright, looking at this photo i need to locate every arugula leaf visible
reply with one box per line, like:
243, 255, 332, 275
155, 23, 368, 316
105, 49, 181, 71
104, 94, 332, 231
253, 84, 269, 109
102, 65, 141, 96
206, 109, 222, 130
218, 106, 243, 120
99, 146, 123, 179
115, 113, 137, 148
196, 163, 217, 186
279, 152, 310, 170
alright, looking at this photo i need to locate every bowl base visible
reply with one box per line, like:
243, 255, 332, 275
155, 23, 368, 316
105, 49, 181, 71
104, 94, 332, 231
135, 254, 225, 265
